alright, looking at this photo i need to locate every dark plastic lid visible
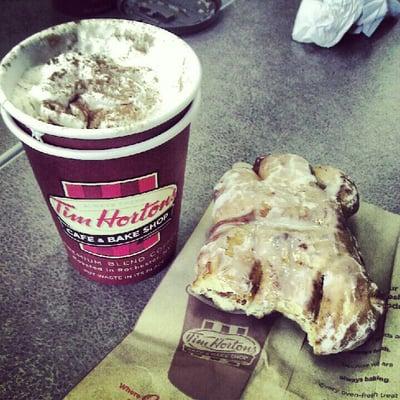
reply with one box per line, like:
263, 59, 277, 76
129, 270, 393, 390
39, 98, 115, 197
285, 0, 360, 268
118, 0, 222, 34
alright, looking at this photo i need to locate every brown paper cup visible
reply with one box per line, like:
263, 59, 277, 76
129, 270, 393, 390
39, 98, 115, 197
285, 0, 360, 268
1, 93, 200, 285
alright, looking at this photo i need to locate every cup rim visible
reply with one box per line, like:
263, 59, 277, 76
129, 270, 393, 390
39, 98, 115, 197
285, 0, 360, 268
2, 91, 200, 160
0, 19, 202, 140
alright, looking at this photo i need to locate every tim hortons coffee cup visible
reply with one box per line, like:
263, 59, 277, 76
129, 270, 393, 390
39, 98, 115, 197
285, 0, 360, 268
1, 94, 199, 285
0, 20, 201, 284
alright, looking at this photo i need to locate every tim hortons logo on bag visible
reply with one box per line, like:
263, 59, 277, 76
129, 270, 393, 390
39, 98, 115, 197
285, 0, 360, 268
48, 173, 177, 258
182, 320, 261, 367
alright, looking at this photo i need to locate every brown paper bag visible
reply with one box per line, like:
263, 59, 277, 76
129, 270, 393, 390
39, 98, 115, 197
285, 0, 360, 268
65, 202, 400, 400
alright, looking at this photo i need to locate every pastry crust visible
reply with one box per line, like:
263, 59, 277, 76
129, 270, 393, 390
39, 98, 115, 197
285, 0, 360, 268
191, 154, 384, 355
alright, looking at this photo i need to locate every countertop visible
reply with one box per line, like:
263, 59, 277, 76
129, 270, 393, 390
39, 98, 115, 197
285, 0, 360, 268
1, 1, 399, 399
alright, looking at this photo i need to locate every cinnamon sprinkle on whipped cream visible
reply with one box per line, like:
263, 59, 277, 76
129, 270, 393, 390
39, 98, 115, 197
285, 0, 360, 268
13, 50, 159, 129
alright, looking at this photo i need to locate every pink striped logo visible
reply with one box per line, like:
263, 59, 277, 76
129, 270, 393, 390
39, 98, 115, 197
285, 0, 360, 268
57, 173, 166, 258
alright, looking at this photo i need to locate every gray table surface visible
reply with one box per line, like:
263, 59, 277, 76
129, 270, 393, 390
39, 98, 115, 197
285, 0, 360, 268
1, 1, 400, 399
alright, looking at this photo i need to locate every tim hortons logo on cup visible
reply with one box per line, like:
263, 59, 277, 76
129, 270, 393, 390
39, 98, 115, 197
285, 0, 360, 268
181, 320, 261, 367
48, 173, 176, 258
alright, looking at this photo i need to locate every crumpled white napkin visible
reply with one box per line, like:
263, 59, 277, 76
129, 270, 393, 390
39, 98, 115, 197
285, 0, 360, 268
292, 0, 400, 48
353, 0, 388, 36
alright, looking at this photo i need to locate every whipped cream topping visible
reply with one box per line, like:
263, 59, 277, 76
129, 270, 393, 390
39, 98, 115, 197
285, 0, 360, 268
192, 154, 383, 355
9, 21, 197, 130
14, 51, 159, 129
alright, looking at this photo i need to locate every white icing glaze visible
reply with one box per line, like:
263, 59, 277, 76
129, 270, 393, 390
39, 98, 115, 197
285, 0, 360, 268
192, 154, 383, 355
313, 165, 359, 214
